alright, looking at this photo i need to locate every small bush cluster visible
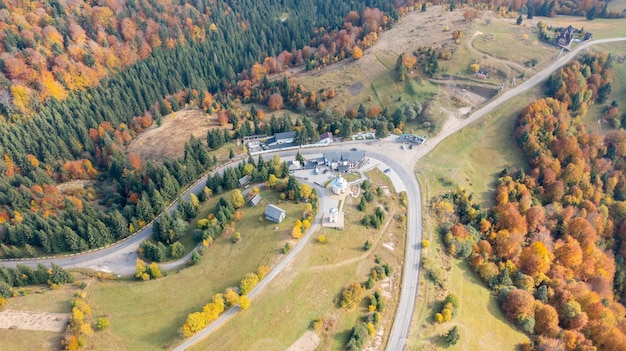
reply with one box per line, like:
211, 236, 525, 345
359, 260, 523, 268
134, 258, 162, 281
434, 294, 459, 323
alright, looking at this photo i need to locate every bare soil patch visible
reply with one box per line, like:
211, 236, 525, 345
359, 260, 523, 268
125, 109, 225, 163
56, 179, 96, 193
0, 309, 69, 332
285, 330, 321, 351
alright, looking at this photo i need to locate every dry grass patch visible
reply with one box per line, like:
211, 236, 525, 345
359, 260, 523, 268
126, 109, 225, 163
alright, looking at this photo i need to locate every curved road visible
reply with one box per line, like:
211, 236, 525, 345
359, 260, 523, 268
0, 156, 249, 274
2, 37, 624, 350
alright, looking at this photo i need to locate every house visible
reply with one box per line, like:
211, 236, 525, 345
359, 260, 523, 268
319, 132, 333, 144
289, 160, 302, 171
267, 131, 296, 147
331, 175, 348, 195
555, 25, 576, 48
323, 150, 366, 172
250, 194, 262, 206
238, 175, 250, 188
476, 70, 489, 79
265, 204, 286, 223
243, 134, 267, 153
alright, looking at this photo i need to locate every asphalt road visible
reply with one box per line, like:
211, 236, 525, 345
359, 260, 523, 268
173, 180, 330, 351
0, 156, 248, 274
2, 36, 624, 350
383, 37, 626, 351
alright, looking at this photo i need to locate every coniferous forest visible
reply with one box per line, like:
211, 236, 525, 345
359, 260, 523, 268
1, 0, 626, 350
0, 0, 398, 257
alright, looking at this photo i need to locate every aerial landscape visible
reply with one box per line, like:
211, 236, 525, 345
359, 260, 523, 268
0, 0, 625, 350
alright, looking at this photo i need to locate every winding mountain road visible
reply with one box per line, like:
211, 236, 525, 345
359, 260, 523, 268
2, 37, 624, 351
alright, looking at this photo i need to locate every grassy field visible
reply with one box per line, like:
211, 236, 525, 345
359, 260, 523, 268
0, 329, 62, 351
6, 284, 79, 313
187, 178, 405, 351
408, 229, 528, 350
417, 87, 535, 207
1, 284, 81, 351
408, 87, 537, 349
538, 15, 626, 39
86, 189, 308, 351
470, 20, 558, 68
371, 71, 439, 111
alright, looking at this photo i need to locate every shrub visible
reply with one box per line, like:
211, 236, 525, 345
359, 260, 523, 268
96, 317, 110, 331
341, 282, 365, 309
283, 242, 291, 254
190, 251, 202, 265
363, 240, 372, 251
443, 326, 460, 345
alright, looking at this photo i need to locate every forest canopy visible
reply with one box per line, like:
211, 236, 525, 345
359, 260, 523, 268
0, 0, 396, 258
437, 52, 626, 350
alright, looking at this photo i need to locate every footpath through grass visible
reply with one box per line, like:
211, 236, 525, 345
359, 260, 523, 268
418, 88, 533, 207
86, 189, 307, 351
188, 181, 406, 350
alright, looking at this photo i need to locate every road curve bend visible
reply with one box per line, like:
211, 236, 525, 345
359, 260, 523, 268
1, 36, 624, 351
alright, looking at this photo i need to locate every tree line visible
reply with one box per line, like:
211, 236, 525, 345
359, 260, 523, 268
0, 0, 396, 258
434, 52, 626, 350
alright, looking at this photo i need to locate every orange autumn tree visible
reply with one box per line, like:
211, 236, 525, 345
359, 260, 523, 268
437, 52, 626, 350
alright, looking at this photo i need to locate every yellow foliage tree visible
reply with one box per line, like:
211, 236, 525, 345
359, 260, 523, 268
224, 288, 240, 307
40, 71, 67, 100
292, 225, 303, 239
148, 262, 162, 279
135, 258, 147, 280
352, 46, 363, 59
257, 265, 269, 279
240, 272, 260, 295
300, 183, 313, 199
239, 295, 251, 310
232, 189, 245, 208
10, 84, 31, 114
340, 282, 365, 309
469, 63, 480, 73
183, 312, 207, 335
